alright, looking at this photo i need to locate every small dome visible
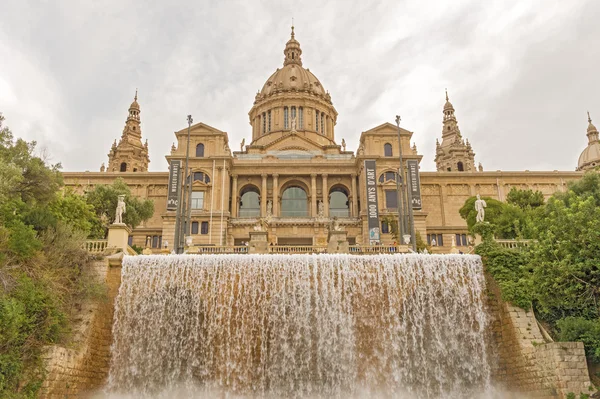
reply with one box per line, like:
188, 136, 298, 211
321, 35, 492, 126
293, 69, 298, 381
443, 89, 454, 111
130, 90, 140, 110
578, 142, 600, 170
577, 112, 600, 171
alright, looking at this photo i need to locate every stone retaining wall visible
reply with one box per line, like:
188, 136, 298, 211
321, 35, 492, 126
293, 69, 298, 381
486, 273, 594, 398
39, 254, 122, 399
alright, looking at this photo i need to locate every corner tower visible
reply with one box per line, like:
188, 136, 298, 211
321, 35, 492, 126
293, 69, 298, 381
107, 91, 150, 172
577, 112, 600, 171
247, 26, 338, 149
435, 90, 477, 172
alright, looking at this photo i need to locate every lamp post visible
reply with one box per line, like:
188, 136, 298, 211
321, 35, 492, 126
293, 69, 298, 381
395, 115, 406, 243
185, 115, 193, 246
176, 115, 193, 254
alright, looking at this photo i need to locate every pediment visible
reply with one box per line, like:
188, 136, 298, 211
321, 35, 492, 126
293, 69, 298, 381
175, 121, 226, 137
362, 122, 413, 137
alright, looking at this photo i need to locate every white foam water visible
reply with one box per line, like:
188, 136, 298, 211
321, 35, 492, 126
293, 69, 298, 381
107, 254, 494, 399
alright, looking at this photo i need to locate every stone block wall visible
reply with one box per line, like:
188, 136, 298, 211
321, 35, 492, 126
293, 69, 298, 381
39, 255, 122, 399
486, 273, 594, 398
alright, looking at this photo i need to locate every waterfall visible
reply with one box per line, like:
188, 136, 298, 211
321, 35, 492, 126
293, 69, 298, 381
107, 254, 493, 398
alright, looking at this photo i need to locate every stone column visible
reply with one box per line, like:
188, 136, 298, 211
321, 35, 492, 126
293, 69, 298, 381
261, 173, 267, 217
322, 174, 329, 217
351, 174, 358, 217
272, 173, 279, 217
231, 174, 238, 218
311, 173, 317, 217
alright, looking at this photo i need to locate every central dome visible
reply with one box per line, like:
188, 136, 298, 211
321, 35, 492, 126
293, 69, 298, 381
247, 27, 338, 146
254, 26, 331, 105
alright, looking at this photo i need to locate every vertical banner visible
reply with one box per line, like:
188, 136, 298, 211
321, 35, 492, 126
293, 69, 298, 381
407, 159, 422, 210
167, 160, 182, 211
364, 160, 380, 244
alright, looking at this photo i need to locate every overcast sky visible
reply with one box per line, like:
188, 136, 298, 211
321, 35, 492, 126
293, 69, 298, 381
1, 0, 599, 172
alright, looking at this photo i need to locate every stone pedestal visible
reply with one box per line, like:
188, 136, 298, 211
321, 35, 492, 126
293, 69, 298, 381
249, 231, 269, 254
327, 230, 349, 254
107, 223, 131, 253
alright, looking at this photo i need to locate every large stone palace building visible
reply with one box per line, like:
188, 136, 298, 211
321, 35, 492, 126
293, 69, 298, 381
64, 27, 599, 251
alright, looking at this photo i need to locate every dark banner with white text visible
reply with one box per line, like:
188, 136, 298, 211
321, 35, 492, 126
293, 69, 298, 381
364, 160, 380, 244
167, 160, 182, 211
407, 159, 422, 210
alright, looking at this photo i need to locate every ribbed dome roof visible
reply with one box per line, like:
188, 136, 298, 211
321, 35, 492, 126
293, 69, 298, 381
577, 112, 600, 170
578, 142, 600, 169
259, 65, 327, 97
254, 27, 332, 104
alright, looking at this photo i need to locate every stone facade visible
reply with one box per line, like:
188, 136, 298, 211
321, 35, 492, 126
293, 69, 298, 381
62, 27, 595, 252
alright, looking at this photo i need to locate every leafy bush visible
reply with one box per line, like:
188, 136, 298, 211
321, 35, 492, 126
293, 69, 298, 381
557, 317, 600, 362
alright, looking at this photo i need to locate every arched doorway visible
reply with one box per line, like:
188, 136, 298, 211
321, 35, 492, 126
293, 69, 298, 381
281, 186, 308, 217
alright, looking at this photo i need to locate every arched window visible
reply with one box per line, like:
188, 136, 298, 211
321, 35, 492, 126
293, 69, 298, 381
193, 172, 210, 183
196, 143, 204, 157
239, 186, 260, 218
329, 187, 349, 217
299, 107, 304, 128
281, 186, 308, 217
384, 143, 393, 157
457, 162, 464, 171
268, 110, 272, 132
262, 112, 266, 134
284, 107, 289, 129
291, 106, 296, 120
378, 171, 398, 183
120, 162, 127, 172
321, 113, 325, 135
315, 110, 319, 132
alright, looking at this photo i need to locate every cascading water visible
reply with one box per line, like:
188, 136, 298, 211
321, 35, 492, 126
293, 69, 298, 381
107, 254, 494, 398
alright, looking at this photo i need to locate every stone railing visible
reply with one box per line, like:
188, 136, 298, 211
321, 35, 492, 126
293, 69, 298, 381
495, 239, 533, 250
84, 240, 108, 253
188, 246, 249, 254
269, 245, 327, 254
349, 245, 406, 254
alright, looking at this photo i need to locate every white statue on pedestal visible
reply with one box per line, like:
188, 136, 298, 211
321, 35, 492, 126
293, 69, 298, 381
114, 195, 126, 224
266, 200, 272, 218
317, 200, 325, 219
475, 194, 487, 223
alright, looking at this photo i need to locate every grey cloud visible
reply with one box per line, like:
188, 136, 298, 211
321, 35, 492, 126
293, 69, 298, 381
0, 0, 598, 172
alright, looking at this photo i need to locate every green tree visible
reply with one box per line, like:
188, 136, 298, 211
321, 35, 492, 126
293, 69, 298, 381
506, 187, 545, 210
0, 114, 99, 397
84, 178, 154, 237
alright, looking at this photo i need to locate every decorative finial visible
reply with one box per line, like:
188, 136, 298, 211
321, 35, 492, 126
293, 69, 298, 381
588, 111, 592, 123
445, 88, 449, 101
291, 22, 295, 39
134, 88, 138, 101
